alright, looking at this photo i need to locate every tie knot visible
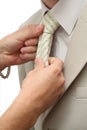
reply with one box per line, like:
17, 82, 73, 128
41, 12, 59, 34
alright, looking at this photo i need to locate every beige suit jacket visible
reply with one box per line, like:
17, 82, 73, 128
18, 5, 87, 130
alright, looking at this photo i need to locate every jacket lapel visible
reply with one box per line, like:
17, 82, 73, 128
64, 5, 87, 90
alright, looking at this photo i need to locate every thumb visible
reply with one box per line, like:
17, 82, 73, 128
34, 58, 45, 70
13, 24, 44, 42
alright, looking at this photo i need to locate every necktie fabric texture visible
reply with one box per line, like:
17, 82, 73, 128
36, 12, 60, 65
34, 12, 60, 130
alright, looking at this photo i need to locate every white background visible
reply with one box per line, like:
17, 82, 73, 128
0, 0, 41, 115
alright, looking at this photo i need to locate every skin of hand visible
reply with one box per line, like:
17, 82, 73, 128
0, 57, 65, 130
0, 24, 44, 70
21, 57, 65, 114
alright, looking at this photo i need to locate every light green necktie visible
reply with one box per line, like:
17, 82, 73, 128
36, 12, 60, 65
35, 12, 60, 130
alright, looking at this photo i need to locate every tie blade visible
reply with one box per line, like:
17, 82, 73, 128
36, 33, 53, 65
36, 12, 59, 66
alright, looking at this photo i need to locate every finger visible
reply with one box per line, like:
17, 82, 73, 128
20, 53, 36, 61
60, 72, 64, 77
49, 57, 63, 67
13, 24, 44, 41
58, 73, 65, 86
25, 38, 38, 46
34, 58, 45, 70
46, 57, 64, 75
20, 46, 37, 54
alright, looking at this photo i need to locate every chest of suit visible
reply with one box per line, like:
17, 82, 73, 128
43, 6, 87, 130
19, 4, 87, 130
43, 64, 87, 130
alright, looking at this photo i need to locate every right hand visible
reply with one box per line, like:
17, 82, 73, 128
0, 57, 65, 130
21, 57, 65, 116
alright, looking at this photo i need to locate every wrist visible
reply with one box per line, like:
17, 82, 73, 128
0, 92, 40, 130
19, 88, 43, 116
13, 92, 40, 127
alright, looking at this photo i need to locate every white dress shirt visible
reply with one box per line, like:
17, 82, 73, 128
41, 0, 87, 62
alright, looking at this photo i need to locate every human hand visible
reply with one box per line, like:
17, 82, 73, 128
21, 57, 65, 117
0, 24, 43, 70
0, 57, 65, 130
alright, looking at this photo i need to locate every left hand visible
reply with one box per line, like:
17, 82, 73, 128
0, 24, 43, 70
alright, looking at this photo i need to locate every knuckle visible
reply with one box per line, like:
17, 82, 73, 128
53, 66, 61, 75
52, 60, 64, 74
59, 59, 64, 67
24, 24, 36, 33
23, 25, 30, 31
60, 76, 65, 86
57, 67, 61, 74
56, 58, 64, 68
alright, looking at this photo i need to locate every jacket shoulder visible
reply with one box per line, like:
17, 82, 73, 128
80, 3, 87, 22
20, 9, 42, 28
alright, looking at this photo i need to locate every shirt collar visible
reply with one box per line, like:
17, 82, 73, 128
41, 0, 86, 35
